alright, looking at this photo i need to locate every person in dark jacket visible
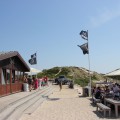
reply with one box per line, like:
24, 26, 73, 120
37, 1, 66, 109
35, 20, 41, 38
95, 87, 101, 99
27, 76, 33, 92
58, 79, 62, 91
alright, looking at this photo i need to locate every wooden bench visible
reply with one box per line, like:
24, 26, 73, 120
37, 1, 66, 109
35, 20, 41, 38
96, 103, 111, 117
93, 97, 101, 104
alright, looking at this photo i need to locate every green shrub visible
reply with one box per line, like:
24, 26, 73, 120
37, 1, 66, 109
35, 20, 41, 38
74, 78, 89, 87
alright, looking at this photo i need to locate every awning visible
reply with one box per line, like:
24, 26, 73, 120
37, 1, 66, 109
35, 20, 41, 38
26, 67, 41, 75
105, 68, 120, 76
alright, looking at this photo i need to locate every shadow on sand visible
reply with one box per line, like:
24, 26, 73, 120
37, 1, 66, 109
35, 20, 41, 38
47, 98, 60, 101
93, 110, 118, 119
42, 95, 60, 101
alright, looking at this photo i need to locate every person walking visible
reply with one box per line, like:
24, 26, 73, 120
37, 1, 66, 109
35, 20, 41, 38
33, 76, 38, 90
44, 76, 48, 86
38, 78, 42, 89
27, 76, 33, 92
58, 79, 62, 91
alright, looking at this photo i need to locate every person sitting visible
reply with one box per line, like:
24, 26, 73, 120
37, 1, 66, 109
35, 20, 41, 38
113, 83, 120, 100
104, 85, 110, 93
109, 87, 114, 97
95, 87, 101, 99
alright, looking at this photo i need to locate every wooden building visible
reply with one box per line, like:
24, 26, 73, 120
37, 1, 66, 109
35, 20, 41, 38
0, 51, 30, 96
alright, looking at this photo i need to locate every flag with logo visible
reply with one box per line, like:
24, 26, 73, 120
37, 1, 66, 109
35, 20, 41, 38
80, 30, 88, 40
28, 53, 37, 65
77, 43, 89, 55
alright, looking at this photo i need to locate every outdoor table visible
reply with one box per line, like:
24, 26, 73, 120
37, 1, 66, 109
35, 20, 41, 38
104, 98, 120, 117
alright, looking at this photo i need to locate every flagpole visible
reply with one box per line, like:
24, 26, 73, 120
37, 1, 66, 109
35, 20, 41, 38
79, 29, 92, 96
35, 51, 37, 78
87, 30, 92, 96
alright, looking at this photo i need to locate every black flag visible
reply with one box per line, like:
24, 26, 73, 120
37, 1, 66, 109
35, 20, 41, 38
31, 53, 36, 58
80, 30, 88, 40
28, 53, 37, 65
77, 43, 89, 55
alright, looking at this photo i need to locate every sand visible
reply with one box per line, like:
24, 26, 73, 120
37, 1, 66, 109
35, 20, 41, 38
19, 85, 119, 120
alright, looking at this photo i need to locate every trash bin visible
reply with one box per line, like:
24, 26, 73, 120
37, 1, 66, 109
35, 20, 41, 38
82, 87, 89, 97
69, 81, 74, 89
23, 83, 29, 91
85, 88, 89, 96
82, 87, 86, 97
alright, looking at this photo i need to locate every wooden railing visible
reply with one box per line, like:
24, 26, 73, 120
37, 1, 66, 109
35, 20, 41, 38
0, 83, 23, 96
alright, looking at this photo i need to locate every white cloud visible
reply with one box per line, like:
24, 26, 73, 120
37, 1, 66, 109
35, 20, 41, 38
90, 7, 120, 27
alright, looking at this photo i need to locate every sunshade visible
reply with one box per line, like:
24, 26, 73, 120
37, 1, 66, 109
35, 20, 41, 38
26, 67, 41, 75
105, 68, 120, 76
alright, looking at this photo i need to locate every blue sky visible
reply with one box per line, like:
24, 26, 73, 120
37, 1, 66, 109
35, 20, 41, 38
0, 0, 120, 74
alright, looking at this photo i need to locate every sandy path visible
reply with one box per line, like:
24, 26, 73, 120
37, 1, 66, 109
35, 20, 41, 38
20, 85, 119, 120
